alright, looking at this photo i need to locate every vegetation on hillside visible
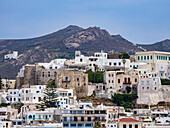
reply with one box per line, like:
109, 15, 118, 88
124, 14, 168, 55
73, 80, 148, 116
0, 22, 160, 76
85, 71, 104, 83
161, 78, 170, 85
119, 53, 130, 59
126, 86, 132, 94
111, 93, 138, 109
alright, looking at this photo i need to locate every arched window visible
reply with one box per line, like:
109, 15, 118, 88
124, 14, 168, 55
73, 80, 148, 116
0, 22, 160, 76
29, 115, 32, 119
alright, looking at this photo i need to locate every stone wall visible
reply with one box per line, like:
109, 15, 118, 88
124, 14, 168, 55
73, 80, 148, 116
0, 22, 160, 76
137, 85, 170, 105
55, 69, 88, 98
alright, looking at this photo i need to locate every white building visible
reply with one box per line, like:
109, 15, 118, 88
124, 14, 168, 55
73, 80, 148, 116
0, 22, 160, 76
38, 59, 66, 69
135, 51, 170, 78
24, 110, 53, 124
20, 85, 46, 104
4, 51, 18, 60
6, 89, 21, 104
75, 51, 130, 71
56, 88, 75, 109
137, 73, 163, 105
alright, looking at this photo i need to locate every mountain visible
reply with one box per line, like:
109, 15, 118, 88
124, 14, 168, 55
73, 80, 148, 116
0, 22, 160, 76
0, 25, 169, 79
137, 39, 170, 52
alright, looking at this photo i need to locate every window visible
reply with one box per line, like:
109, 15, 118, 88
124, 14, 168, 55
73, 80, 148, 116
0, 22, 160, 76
14, 92, 16, 94
119, 62, 121, 65
141, 56, 143, 60
77, 78, 79, 81
142, 87, 144, 89
123, 124, 126, 128
70, 117, 73, 121
78, 123, 83, 127
63, 123, 69, 127
42, 72, 44, 77
155, 87, 157, 90
63, 117, 67, 121
109, 62, 112, 66
18, 122, 22, 125
26, 90, 28, 93
150, 55, 152, 59
135, 124, 138, 128
48, 72, 50, 77
135, 78, 137, 82
147, 81, 149, 85
147, 56, 149, 60
138, 56, 140, 60
129, 124, 132, 128
87, 117, 91, 121
147, 87, 149, 89
144, 56, 146, 60
118, 79, 120, 83
85, 123, 93, 127
70, 123, 76, 127
142, 81, 144, 85
80, 58, 83, 62
81, 117, 84, 121
114, 63, 116, 66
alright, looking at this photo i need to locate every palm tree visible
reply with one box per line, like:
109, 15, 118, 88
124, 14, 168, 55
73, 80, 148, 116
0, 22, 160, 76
94, 121, 102, 128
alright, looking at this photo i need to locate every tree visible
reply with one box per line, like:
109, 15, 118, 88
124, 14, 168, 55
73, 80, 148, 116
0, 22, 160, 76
85, 71, 103, 83
126, 86, 131, 93
111, 93, 138, 109
94, 121, 102, 128
119, 53, 130, 59
39, 79, 58, 110
160, 78, 170, 85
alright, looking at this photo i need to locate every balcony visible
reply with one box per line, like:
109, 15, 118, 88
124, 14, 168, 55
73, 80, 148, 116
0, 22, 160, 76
159, 69, 165, 72
34, 118, 49, 121
123, 81, 131, 84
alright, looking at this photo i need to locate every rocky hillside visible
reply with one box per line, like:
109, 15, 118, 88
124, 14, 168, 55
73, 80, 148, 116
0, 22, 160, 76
137, 39, 170, 52
0, 25, 169, 79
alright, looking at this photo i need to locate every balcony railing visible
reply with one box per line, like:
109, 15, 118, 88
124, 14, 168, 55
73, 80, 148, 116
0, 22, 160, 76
33, 118, 49, 121
123, 81, 131, 84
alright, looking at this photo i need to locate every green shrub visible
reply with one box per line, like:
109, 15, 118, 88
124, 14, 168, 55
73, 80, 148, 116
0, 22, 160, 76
161, 79, 170, 85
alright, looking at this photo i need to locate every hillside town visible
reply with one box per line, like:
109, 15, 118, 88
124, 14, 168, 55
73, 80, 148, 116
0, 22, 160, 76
0, 50, 170, 128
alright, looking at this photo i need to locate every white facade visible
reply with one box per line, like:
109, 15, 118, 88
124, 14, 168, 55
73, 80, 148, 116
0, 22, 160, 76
38, 59, 66, 69
135, 51, 170, 78
137, 73, 163, 105
7, 89, 20, 104
24, 110, 53, 124
21, 85, 46, 104
75, 51, 130, 71
4, 85, 75, 109
56, 88, 75, 109
4, 51, 18, 60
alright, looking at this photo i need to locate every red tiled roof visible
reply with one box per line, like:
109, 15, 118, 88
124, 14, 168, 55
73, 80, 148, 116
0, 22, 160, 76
119, 118, 140, 122
113, 120, 118, 122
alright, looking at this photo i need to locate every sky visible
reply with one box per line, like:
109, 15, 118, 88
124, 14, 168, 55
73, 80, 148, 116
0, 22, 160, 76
0, 0, 170, 44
